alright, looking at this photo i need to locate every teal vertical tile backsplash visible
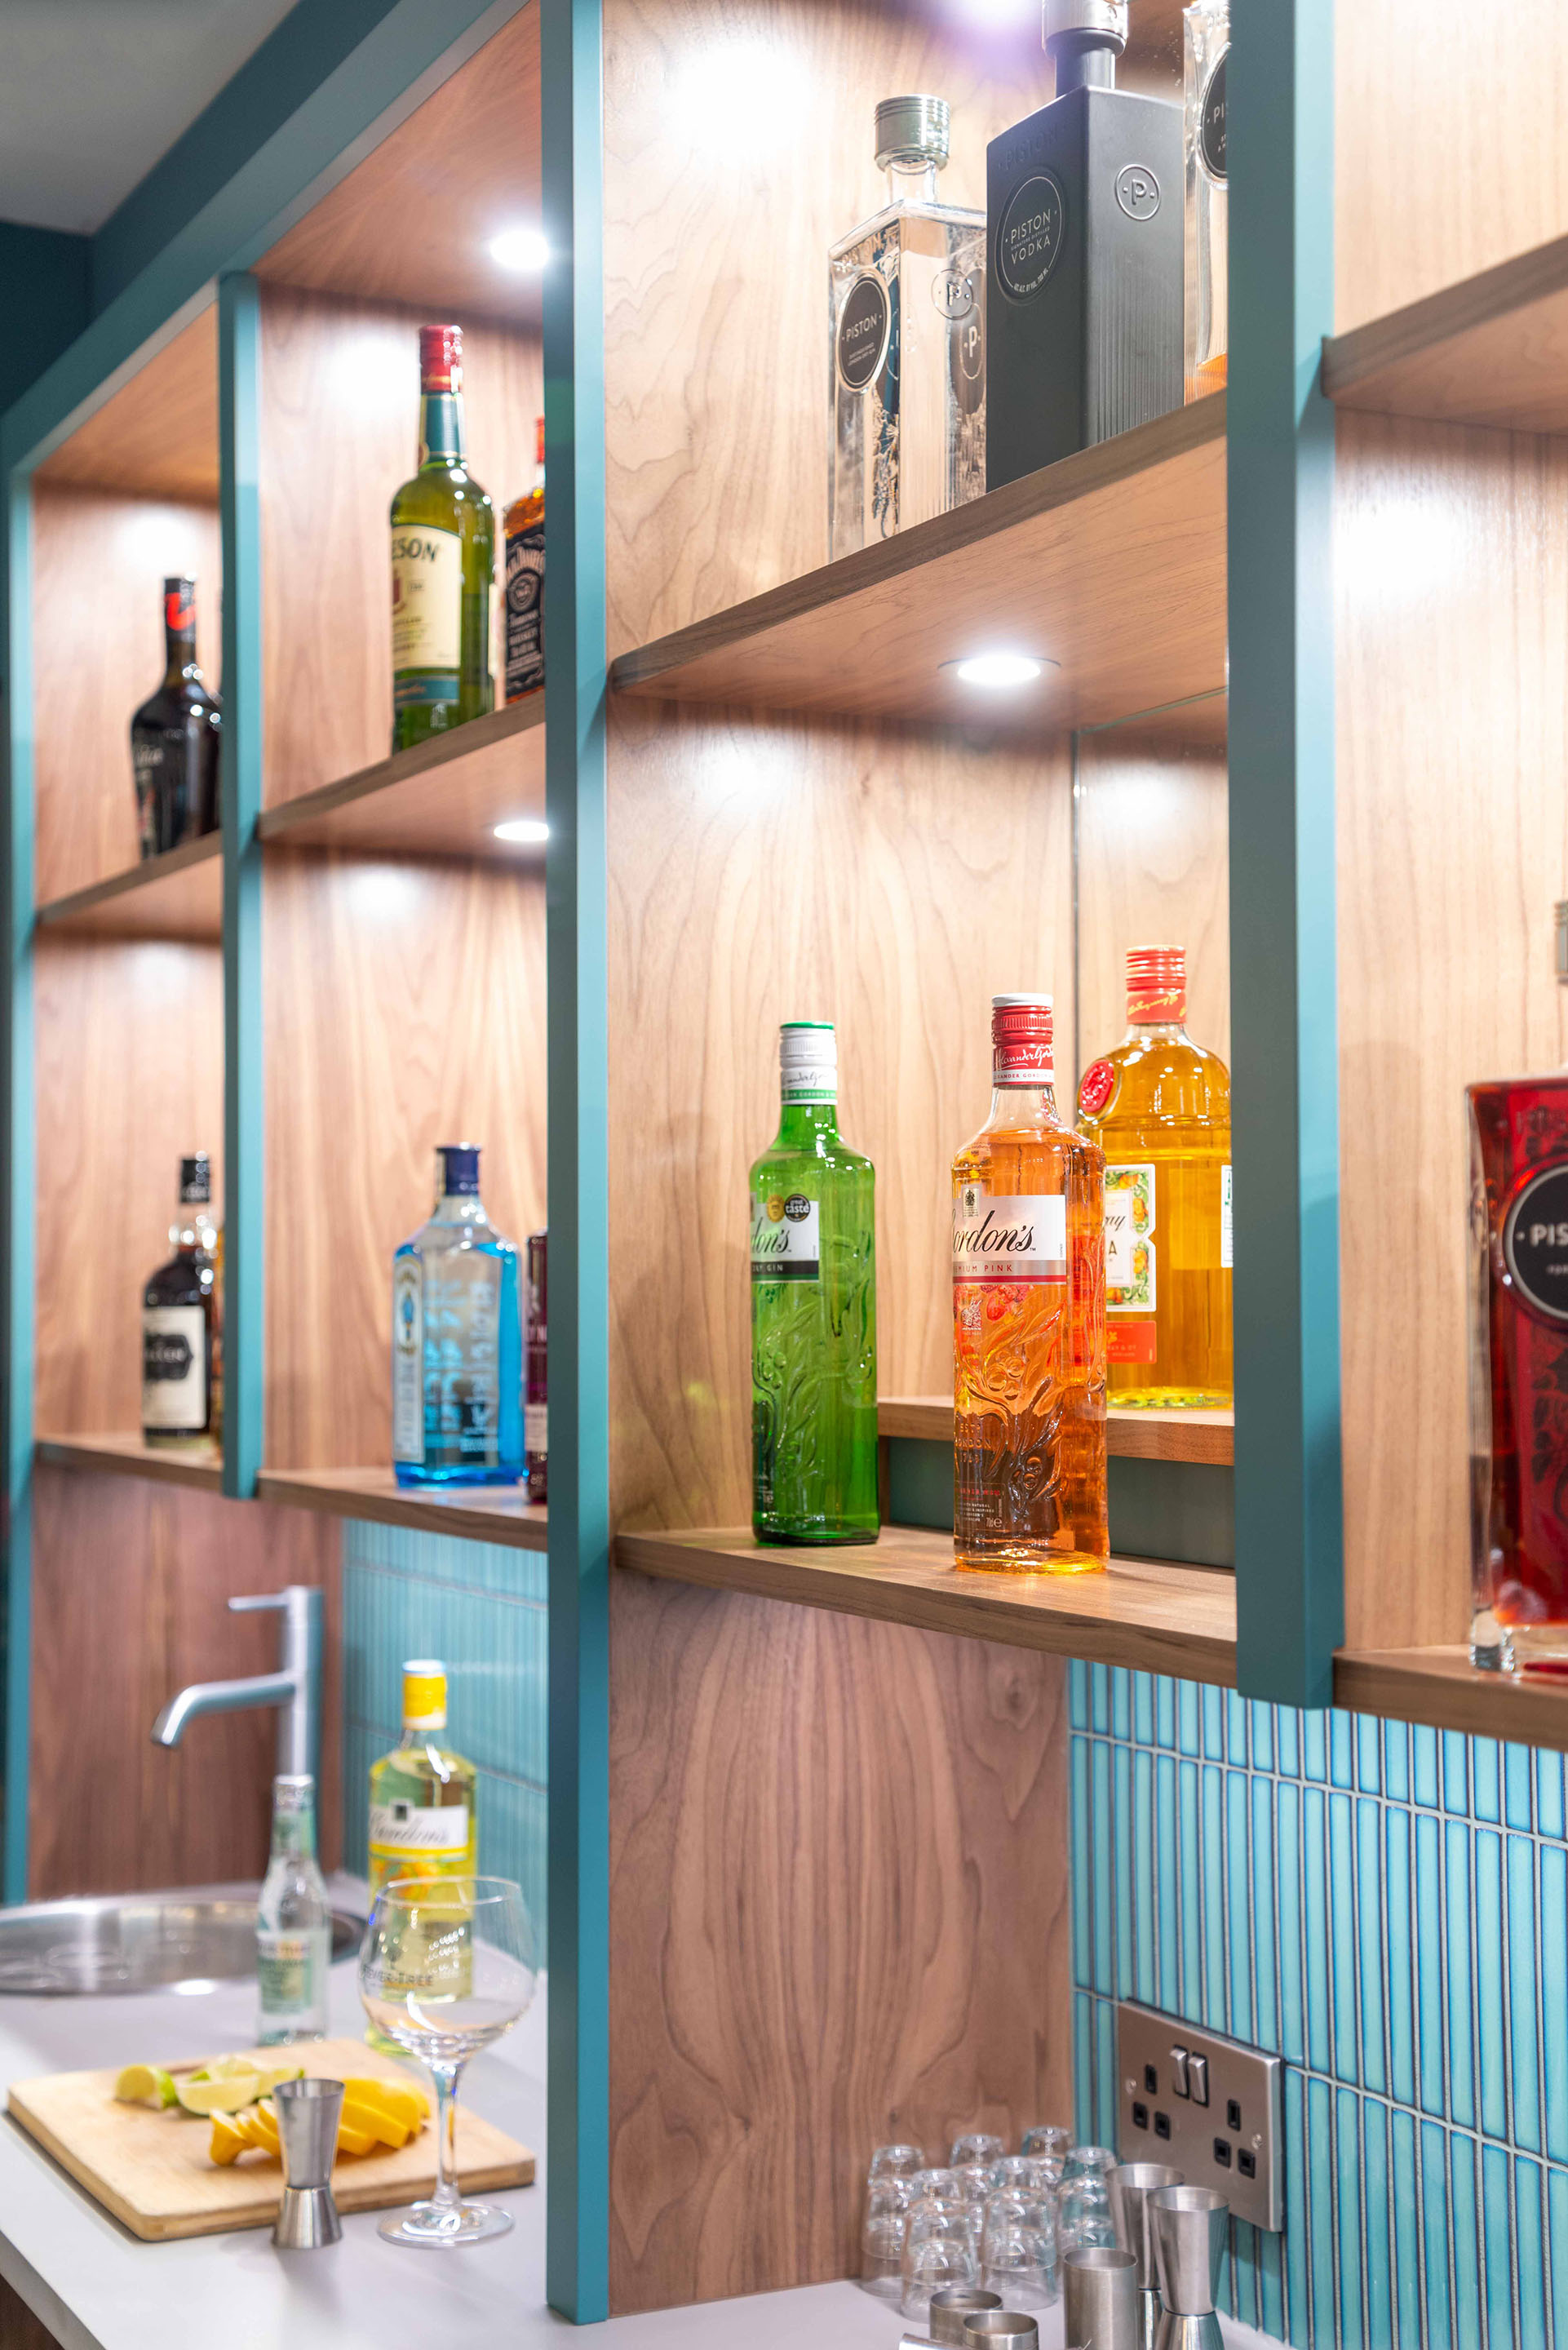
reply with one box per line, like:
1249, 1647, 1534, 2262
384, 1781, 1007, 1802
1069, 1661, 1568, 2346
341, 1521, 547, 1944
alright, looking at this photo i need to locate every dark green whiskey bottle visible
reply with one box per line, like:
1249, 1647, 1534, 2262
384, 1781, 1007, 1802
390, 325, 494, 752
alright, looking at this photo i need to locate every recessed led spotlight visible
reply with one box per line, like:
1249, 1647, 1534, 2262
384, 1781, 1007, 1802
494, 818, 549, 845
488, 226, 549, 273
944, 651, 1054, 690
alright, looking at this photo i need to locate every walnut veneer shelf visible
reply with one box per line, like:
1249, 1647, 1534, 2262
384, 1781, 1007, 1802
1324, 230, 1568, 432
610, 398, 1227, 735
35, 832, 222, 943
1331, 1646, 1568, 1754
615, 1525, 1237, 1683
254, 1466, 547, 1551
36, 1434, 223, 1492
259, 698, 544, 860
879, 1396, 1234, 1467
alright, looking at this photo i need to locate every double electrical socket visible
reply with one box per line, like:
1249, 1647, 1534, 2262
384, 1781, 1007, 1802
1114, 2001, 1283, 2232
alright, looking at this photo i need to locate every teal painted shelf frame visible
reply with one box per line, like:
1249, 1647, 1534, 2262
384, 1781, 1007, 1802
0, 0, 1340, 2322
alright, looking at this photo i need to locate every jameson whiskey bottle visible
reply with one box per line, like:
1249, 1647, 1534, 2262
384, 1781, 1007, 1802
142, 1154, 221, 1452
953, 995, 1108, 1572
129, 576, 221, 858
750, 1022, 878, 1544
390, 325, 494, 752
1184, 0, 1229, 399
255, 1774, 330, 2044
1077, 946, 1232, 1407
504, 417, 546, 701
829, 96, 985, 561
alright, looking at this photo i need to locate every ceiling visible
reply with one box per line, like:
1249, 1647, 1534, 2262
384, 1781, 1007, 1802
0, 0, 301, 236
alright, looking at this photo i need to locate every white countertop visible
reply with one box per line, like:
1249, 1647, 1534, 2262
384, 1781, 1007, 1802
0, 1918, 1283, 2350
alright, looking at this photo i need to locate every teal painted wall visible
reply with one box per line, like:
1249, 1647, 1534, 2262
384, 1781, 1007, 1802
341, 1520, 547, 1940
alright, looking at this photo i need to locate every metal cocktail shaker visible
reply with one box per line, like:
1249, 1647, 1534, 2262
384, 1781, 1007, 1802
1064, 2244, 1139, 2348
1150, 2184, 1229, 2350
272, 2076, 344, 2250
1109, 2162, 1183, 2349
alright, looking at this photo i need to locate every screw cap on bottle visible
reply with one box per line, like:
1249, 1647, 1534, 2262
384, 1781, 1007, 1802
780, 1021, 838, 1104
875, 95, 951, 170
402, 1659, 447, 1729
1043, 0, 1128, 46
436, 1143, 481, 1196
419, 323, 463, 393
991, 993, 1054, 1083
1126, 945, 1186, 1022
179, 1152, 211, 1205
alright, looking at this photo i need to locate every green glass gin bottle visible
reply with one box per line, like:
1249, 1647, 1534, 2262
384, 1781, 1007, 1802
750, 1021, 879, 1545
389, 324, 494, 752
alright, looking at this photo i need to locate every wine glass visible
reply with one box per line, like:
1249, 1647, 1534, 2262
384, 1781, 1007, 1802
358, 1874, 538, 2248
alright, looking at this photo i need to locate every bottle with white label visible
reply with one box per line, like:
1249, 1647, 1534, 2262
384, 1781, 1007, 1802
142, 1153, 221, 1452
953, 993, 1107, 1572
389, 323, 494, 753
392, 1143, 522, 1486
365, 1661, 478, 2047
750, 1021, 878, 1544
1076, 945, 1232, 1408
256, 1773, 330, 2043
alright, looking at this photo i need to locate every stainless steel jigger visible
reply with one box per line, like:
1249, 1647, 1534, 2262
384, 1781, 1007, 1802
1064, 2245, 1139, 2348
1109, 2162, 1184, 2350
1149, 2185, 1229, 2350
272, 2077, 344, 2250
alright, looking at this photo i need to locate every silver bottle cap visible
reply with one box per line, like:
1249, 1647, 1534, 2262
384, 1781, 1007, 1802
1043, 0, 1129, 47
875, 95, 950, 171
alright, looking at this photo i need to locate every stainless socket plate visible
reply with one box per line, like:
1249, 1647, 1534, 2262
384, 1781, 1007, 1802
1115, 2002, 1283, 2232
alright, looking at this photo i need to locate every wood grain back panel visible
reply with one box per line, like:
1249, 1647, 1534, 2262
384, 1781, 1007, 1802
608, 1571, 1071, 2312
35, 308, 219, 503
27, 1465, 341, 1898
33, 488, 221, 905
257, 284, 541, 808
34, 938, 224, 1441
1335, 410, 1568, 1650
262, 849, 546, 1471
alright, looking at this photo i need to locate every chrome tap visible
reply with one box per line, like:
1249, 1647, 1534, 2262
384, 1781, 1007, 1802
152, 1586, 322, 1780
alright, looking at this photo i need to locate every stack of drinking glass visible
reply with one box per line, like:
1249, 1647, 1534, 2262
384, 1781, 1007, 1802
860, 2130, 1122, 2320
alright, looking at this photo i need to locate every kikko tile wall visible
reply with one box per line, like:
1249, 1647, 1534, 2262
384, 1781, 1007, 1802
1070, 1660, 1567, 2348
342, 1520, 547, 1940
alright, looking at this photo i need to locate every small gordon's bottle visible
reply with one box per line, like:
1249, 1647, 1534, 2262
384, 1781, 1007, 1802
142, 1154, 222, 1452
504, 417, 546, 701
1077, 947, 1232, 1408
1184, 0, 1229, 399
390, 326, 494, 752
256, 1773, 330, 2044
130, 576, 221, 859
953, 995, 1107, 1572
751, 1022, 878, 1543
525, 1228, 547, 1501
392, 1145, 522, 1486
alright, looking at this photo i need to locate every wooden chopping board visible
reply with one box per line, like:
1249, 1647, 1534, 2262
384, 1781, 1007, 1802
7, 2038, 535, 2241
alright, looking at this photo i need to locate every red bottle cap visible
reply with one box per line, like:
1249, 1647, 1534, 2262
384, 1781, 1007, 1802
536, 415, 546, 464
419, 324, 463, 394
162, 576, 195, 635
991, 993, 1053, 1083
1127, 945, 1185, 1022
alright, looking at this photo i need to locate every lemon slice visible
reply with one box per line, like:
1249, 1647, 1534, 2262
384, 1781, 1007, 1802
114, 2063, 177, 2106
176, 2069, 265, 2115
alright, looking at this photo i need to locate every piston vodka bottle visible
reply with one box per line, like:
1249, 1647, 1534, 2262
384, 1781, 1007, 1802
1184, 0, 1229, 399
829, 96, 985, 562
953, 995, 1108, 1572
751, 1022, 879, 1543
392, 1144, 522, 1486
256, 1774, 330, 2044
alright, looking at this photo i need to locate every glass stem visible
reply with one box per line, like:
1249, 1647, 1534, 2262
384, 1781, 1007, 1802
429, 2060, 463, 2213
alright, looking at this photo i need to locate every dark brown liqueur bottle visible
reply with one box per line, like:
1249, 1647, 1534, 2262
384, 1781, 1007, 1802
142, 1155, 221, 1452
986, 0, 1183, 489
130, 578, 222, 859
525, 1229, 547, 1501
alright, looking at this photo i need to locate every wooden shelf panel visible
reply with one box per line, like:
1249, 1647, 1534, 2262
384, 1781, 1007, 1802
879, 1396, 1234, 1467
255, 1467, 547, 1552
610, 399, 1227, 735
37, 1434, 223, 1493
258, 698, 544, 860
1324, 232, 1568, 433
1332, 1646, 1568, 1754
35, 308, 218, 503
35, 833, 222, 942
616, 1525, 1237, 1684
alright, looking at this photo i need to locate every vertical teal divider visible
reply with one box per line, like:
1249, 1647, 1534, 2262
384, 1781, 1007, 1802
541, 0, 609, 2321
219, 274, 264, 1501
1228, 2, 1340, 1706
1, 481, 34, 1902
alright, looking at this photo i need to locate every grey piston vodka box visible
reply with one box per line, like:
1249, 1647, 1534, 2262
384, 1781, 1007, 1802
986, 0, 1182, 490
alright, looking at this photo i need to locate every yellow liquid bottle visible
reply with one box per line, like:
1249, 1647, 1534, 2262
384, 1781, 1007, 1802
1077, 946, 1232, 1408
366, 1661, 477, 2050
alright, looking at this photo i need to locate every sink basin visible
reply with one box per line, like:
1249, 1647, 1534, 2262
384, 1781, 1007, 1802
0, 1885, 365, 1994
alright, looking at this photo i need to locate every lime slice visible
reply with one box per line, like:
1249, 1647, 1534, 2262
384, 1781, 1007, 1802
203, 2055, 255, 2080
259, 2064, 305, 2093
176, 2069, 265, 2116
152, 2068, 179, 2108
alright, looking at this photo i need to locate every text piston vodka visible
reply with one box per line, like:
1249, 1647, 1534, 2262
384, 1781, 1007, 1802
256, 1774, 330, 2044
392, 1143, 522, 1486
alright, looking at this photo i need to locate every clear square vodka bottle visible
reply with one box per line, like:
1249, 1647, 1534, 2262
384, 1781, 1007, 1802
829, 95, 985, 562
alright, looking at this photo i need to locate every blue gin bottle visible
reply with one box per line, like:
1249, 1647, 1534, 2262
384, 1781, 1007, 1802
392, 1144, 522, 1486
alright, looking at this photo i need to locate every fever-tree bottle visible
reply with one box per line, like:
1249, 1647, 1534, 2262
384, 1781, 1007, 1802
390, 325, 494, 752
750, 1022, 878, 1544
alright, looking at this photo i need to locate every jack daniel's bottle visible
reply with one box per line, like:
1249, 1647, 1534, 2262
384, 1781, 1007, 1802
986, 0, 1183, 490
